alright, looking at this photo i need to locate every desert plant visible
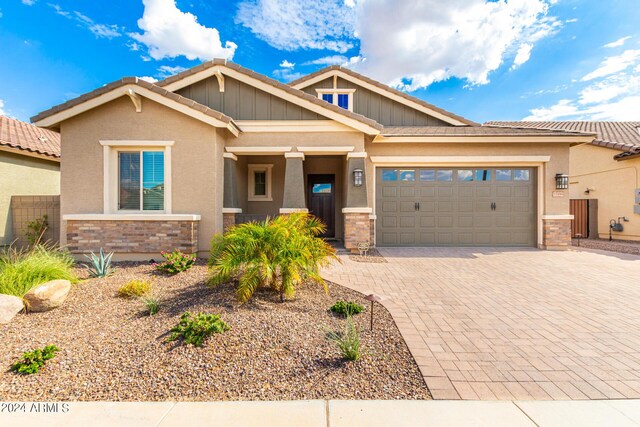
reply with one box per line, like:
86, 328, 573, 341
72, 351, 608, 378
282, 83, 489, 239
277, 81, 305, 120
10, 345, 59, 375
154, 249, 196, 274
118, 279, 152, 298
0, 245, 78, 297
167, 312, 230, 347
330, 300, 364, 316
209, 213, 338, 303
327, 316, 361, 361
141, 295, 160, 315
84, 248, 115, 278
24, 215, 48, 246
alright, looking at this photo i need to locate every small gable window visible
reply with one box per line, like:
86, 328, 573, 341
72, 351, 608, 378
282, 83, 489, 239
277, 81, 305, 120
316, 89, 356, 111
322, 93, 334, 104
337, 94, 349, 109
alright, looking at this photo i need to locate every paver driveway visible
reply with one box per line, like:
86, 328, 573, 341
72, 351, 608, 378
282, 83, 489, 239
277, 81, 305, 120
322, 247, 640, 400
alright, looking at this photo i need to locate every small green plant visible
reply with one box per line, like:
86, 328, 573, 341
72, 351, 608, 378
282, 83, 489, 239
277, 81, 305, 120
84, 248, 115, 278
327, 316, 361, 361
330, 300, 364, 316
11, 345, 59, 375
25, 215, 48, 246
167, 312, 230, 347
118, 279, 152, 298
141, 295, 160, 315
154, 250, 196, 274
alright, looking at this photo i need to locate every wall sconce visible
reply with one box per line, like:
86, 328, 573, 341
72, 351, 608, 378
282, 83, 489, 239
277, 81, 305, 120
555, 173, 569, 190
353, 168, 363, 187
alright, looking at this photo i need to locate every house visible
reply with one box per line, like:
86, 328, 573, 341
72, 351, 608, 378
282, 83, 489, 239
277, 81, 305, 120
30, 60, 595, 259
0, 116, 60, 247
487, 121, 640, 242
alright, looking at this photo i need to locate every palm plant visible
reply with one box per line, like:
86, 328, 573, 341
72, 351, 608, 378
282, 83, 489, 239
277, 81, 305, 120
209, 213, 338, 303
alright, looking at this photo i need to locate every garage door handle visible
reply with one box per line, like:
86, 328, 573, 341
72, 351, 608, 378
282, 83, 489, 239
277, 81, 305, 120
491, 202, 496, 211
415, 202, 420, 211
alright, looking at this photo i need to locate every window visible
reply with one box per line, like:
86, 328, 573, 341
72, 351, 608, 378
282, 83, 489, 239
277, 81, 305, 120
437, 170, 453, 181
458, 170, 473, 181
382, 169, 398, 181
514, 169, 530, 181
496, 169, 512, 181
312, 183, 332, 193
316, 89, 355, 111
248, 164, 273, 201
420, 170, 435, 181
399, 170, 415, 181
337, 94, 349, 109
475, 169, 491, 181
322, 93, 334, 104
118, 150, 165, 211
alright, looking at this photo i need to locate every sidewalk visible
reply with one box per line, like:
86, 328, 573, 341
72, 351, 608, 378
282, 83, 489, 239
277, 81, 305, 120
2, 399, 640, 426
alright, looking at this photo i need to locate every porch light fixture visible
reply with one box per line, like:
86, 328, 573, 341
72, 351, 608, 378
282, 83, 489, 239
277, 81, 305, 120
555, 173, 569, 190
353, 168, 363, 187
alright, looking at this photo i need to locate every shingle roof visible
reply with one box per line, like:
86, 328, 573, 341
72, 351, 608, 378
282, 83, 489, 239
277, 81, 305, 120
382, 125, 590, 137
31, 78, 236, 130
0, 115, 60, 159
485, 121, 640, 151
289, 65, 478, 127
156, 59, 383, 132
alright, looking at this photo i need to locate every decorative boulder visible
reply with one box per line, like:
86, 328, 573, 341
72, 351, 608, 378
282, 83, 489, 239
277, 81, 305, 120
23, 279, 72, 313
0, 294, 24, 324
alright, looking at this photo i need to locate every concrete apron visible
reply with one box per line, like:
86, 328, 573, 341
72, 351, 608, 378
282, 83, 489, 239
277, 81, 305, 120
2, 399, 640, 427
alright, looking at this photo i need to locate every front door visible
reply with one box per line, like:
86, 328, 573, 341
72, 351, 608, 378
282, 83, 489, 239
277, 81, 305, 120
307, 174, 335, 238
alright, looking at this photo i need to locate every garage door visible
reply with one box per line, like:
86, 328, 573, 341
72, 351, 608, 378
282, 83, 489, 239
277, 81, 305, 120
376, 168, 536, 247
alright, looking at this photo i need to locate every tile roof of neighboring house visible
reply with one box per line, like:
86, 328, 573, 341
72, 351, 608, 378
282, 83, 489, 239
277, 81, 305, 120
382, 125, 591, 137
485, 121, 640, 151
614, 147, 640, 160
156, 59, 383, 132
288, 65, 478, 127
31, 78, 236, 129
0, 115, 60, 159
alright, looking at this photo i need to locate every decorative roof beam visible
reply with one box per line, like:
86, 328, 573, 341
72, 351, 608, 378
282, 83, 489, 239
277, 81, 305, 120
125, 89, 142, 113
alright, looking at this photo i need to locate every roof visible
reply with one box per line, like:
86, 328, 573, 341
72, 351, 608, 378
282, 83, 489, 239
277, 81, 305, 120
0, 115, 60, 159
485, 121, 640, 151
289, 65, 478, 127
31, 78, 236, 131
156, 59, 382, 133
382, 125, 590, 137
614, 147, 640, 160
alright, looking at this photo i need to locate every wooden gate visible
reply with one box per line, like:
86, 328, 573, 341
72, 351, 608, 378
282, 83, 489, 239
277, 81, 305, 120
570, 199, 589, 238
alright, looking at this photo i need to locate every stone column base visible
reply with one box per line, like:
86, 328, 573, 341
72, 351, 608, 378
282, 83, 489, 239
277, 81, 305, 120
223, 212, 237, 232
543, 218, 572, 250
344, 213, 372, 252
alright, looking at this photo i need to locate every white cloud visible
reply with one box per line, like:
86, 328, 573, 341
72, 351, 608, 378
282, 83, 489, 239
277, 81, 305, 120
604, 36, 632, 48
272, 68, 304, 82
582, 49, 640, 81
22, 0, 36, 5
303, 55, 349, 66
279, 59, 295, 68
0, 99, 6, 116
131, 0, 237, 61
48, 4, 121, 39
565, 18, 578, 23
157, 65, 187, 77
512, 43, 533, 70
138, 76, 159, 83
236, 0, 356, 53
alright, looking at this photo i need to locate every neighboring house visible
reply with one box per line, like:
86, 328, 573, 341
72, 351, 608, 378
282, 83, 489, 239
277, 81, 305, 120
31, 60, 594, 260
0, 116, 60, 246
487, 121, 640, 242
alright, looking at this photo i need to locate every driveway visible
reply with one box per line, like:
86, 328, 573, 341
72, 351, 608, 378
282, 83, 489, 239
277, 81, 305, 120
322, 247, 640, 400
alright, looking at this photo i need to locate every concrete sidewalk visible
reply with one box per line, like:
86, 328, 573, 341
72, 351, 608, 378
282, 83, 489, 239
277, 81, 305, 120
2, 400, 640, 426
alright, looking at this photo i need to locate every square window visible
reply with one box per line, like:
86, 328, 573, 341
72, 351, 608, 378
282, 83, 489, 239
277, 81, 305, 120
337, 94, 349, 109
399, 170, 415, 181
514, 170, 530, 181
458, 170, 473, 181
475, 169, 491, 181
382, 169, 398, 181
420, 170, 436, 181
496, 169, 512, 181
437, 170, 453, 181
322, 93, 333, 104
118, 150, 165, 211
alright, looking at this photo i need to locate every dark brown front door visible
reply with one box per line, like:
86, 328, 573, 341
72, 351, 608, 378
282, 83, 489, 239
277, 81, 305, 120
307, 174, 335, 238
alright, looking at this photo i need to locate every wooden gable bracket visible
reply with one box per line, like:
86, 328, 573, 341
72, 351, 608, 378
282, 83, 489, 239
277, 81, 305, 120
125, 89, 142, 113
213, 70, 225, 92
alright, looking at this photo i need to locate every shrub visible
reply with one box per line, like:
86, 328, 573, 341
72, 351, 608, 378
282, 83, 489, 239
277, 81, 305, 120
327, 316, 361, 361
11, 345, 59, 375
209, 213, 338, 303
330, 300, 364, 316
141, 295, 160, 315
84, 248, 115, 278
0, 245, 78, 297
118, 279, 152, 298
155, 250, 196, 274
25, 215, 48, 246
167, 312, 230, 347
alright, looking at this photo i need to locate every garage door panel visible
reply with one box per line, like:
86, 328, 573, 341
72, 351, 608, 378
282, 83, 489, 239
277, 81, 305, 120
476, 187, 492, 198
496, 187, 512, 198
382, 201, 397, 212
495, 215, 511, 227
438, 201, 453, 212
420, 187, 435, 198
514, 187, 530, 197
399, 216, 415, 228
438, 187, 453, 197
475, 232, 492, 245
381, 216, 397, 227
421, 201, 436, 212
399, 201, 416, 212
399, 233, 416, 245
458, 187, 473, 198
420, 216, 436, 227
457, 232, 473, 244
458, 216, 473, 227
458, 201, 473, 212
419, 232, 436, 244
382, 187, 397, 197
399, 187, 415, 197
437, 233, 453, 244
381, 232, 397, 245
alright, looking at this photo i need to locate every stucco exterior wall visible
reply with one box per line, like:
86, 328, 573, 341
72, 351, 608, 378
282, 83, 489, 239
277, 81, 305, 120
0, 151, 59, 246
227, 131, 366, 150
570, 144, 640, 241
60, 96, 224, 254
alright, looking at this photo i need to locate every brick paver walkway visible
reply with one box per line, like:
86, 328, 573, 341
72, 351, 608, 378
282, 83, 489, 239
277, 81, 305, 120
322, 247, 640, 400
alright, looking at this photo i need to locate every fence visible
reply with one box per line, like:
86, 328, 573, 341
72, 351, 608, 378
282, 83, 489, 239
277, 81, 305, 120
10, 195, 60, 248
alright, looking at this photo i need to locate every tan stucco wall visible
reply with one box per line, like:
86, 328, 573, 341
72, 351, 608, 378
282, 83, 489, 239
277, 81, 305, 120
228, 131, 366, 151
60, 96, 224, 254
570, 144, 640, 241
0, 151, 60, 246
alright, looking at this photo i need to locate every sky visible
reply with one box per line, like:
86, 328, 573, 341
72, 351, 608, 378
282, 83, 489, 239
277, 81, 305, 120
0, 0, 639, 124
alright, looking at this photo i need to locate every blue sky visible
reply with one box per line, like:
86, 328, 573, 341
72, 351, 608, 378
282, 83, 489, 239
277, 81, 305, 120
0, 0, 639, 123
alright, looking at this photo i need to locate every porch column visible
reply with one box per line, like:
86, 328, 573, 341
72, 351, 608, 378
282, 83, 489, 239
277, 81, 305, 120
222, 153, 241, 231
280, 152, 308, 213
343, 152, 373, 251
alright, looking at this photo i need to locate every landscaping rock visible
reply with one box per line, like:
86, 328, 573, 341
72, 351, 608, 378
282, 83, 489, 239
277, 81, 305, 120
23, 279, 71, 312
0, 294, 24, 324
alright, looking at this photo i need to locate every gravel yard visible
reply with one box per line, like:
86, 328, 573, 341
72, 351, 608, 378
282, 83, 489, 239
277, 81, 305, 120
0, 262, 429, 401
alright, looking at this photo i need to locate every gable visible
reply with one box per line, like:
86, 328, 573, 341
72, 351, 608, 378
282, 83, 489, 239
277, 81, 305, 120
176, 75, 327, 121
300, 77, 451, 127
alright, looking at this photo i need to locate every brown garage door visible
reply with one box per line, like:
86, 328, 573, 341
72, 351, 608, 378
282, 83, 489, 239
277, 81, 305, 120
376, 168, 537, 247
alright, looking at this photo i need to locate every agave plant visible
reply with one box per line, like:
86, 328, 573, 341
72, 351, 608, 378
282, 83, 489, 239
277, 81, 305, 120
84, 248, 115, 278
